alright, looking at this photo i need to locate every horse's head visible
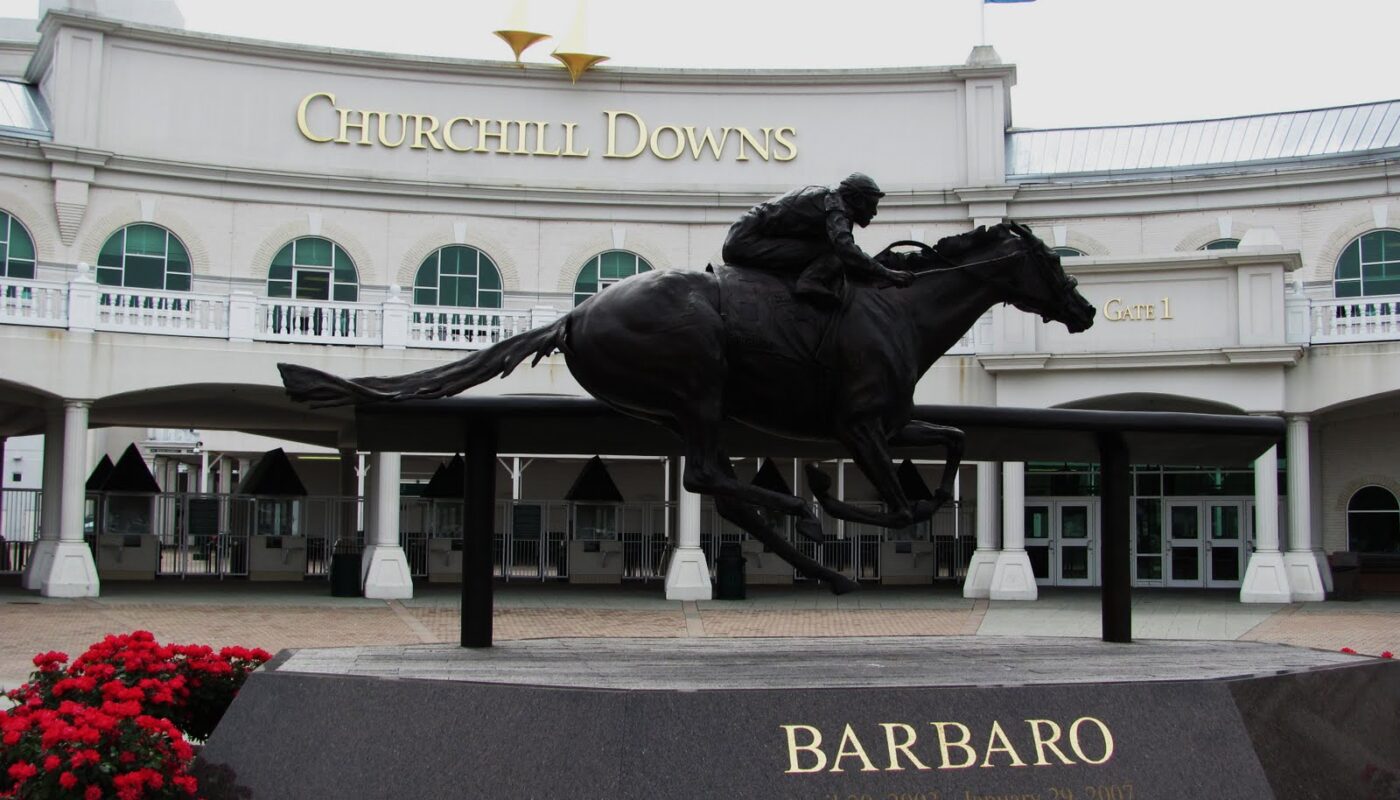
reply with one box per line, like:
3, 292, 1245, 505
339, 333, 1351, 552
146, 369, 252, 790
989, 221, 1096, 333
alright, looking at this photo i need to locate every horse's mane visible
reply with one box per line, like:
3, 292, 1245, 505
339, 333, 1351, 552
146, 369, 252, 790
932, 225, 1006, 263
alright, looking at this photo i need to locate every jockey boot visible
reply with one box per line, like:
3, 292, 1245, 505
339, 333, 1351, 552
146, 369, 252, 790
794, 254, 843, 308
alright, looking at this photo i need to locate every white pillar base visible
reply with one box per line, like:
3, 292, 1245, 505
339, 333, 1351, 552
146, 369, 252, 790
664, 546, 712, 601
962, 549, 999, 599
1313, 549, 1333, 592
988, 550, 1038, 601
21, 539, 60, 591
1284, 551, 1326, 602
1240, 551, 1291, 604
39, 540, 99, 598
361, 545, 413, 600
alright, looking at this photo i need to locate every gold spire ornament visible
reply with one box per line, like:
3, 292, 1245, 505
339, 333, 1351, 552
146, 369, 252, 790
493, 0, 550, 65
551, 0, 608, 83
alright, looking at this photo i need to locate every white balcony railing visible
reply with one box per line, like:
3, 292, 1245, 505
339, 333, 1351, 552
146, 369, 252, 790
256, 297, 381, 346
0, 277, 67, 327
1309, 295, 1400, 344
96, 286, 229, 338
408, 306, 535, 350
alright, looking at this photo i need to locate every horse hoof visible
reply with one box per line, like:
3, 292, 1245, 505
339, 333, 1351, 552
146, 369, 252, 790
827, 575, 860, 595
795, 518, 825, 544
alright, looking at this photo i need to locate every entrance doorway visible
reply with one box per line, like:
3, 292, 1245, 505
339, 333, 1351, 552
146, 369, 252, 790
1024, 499, 1098, 586
1165, 499, 1249, 588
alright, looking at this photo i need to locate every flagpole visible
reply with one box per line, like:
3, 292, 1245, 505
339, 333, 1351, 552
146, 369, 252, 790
980, 0, 987, 45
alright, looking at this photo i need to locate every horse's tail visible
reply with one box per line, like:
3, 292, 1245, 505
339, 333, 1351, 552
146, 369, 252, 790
278, 315, 569, 408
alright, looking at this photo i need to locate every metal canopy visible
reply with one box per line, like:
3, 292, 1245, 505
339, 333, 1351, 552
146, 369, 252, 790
355, 396, 1284, 466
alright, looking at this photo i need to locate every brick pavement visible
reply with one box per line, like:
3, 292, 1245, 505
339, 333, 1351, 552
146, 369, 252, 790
2, 583, 1396, 695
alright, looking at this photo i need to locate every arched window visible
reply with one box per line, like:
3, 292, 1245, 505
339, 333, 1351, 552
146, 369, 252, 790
1200, 239, 1240, 251
96, 224, 191, 290
1334, 230, 1400, 298
267, 237, 358, 302
1347, 486, 1400, 553
413, 246, 502, 308
574, 251, 652, 306
0, 210, 35, 278
1052, 246, 1085, 258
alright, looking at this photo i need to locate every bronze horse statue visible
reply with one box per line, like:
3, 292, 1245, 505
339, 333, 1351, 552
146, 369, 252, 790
280, 221, 1096, 593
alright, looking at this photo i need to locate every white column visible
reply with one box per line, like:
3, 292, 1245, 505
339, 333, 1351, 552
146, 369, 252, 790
198, 449, 210, 494
1282, 416, 1325, 601
963, 462, 1000, 598
217, 456, 232, 495
22, 411, 64, 590
989, 461, 1037, 600
361, 451, 412, 599
1241, 444, 1290, 603
665, 456, 711, 600
40, 401, 99, 597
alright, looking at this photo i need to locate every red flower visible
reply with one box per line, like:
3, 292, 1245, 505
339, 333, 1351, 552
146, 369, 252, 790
43, 754, 62, 770
1341, 647, 1358, 654
59, 771, 79, 789
7, 761, 38, 782
85, 787, 103, 800
1382, 651, 1394, 659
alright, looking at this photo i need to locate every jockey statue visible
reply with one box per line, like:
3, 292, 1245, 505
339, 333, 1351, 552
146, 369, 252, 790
721, 173, 916, 308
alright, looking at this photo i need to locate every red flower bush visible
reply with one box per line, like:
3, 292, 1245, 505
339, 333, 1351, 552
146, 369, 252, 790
1, 632, 271, 799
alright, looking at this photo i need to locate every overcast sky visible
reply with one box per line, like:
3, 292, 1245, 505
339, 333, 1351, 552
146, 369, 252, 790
6, 0, 1397, 128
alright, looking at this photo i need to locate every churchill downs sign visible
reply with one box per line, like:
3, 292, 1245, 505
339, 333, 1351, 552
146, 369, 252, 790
295, 91, 799, 163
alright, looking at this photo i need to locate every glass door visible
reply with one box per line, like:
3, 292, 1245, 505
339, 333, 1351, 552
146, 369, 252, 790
1133, 498, 1164, 584
1205, 501, 1244, 587
1166, 501, 1204, 588
1056, 501, 1095, 586
1024, 504, 1052, 585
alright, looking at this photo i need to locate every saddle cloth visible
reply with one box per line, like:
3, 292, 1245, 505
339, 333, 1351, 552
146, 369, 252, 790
712, 264, 840, 369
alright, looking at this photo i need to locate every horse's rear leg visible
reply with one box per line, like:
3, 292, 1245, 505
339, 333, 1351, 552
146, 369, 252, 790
712, 455, 856, 595
891, 421, 965, 513
678, 417, 825, 543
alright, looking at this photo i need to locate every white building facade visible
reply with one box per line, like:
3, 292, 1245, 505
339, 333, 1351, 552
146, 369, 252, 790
0, 8, 1397, 601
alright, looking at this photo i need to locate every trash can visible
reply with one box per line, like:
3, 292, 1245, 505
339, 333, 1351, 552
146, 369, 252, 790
1329, 551, 1361, 602
715, 542, 746, 600
330, 550, 363, 597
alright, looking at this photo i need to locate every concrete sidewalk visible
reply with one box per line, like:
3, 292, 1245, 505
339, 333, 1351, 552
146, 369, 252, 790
3, 579, 1397, 694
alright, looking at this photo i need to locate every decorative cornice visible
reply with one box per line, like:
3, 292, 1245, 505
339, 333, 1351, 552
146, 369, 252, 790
40, 143, 113, 168
1063, 250, 1304, 274
980, 346, 1302, 372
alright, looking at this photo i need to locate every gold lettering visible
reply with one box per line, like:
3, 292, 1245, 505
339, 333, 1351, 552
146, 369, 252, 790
780, 725, 827, 774
1102, 298, 1123, 321
930, 722, 977, 769
507, 120, 532, 155
562, 122, 589, 157
649, 124, 686, 161
734, 127, 771, 162
683, 126, 730, 160
979, 721, 1027, 768
296, 91, 336, 143
376, 113, 409, 148
773, 126, 798, 161
1026, 719, 1075, 766
477, 119, 512, 154
335, 108, 374, 146
879, 723, 930, 772
525, 121, 561, 156
411, 114, 443, 151
1162, 296, 1174, 319
442, 117, 476, 153
1145, 303, 1156, 320
829, 724, 879, 773
1068, 717, 1114, 765
605, 110, 647, 158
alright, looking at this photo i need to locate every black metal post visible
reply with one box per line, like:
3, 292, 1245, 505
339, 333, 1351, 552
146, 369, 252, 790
462, 416, 498, 648
1098, 432, 1132, 643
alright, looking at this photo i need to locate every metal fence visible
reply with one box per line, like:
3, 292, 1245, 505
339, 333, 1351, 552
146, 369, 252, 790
0, 488, 41, 573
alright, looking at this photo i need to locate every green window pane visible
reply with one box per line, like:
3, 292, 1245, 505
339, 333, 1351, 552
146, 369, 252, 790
414, 287, 437, 305
268, 280, 292, 298
1376, 230, 1400, 263
96, 267, 122, 286
479, 289, 502, 308
98, 232, 125, 269
125, 224, 167, 257
167, 238, 191, 275
333, 284, 357, 302
1203, 239, 1239, 251
441, 246, 469, 276
479, 258, 502, 290
272, 244, 295, 268
0, 242, 7, 270
295, 270, 330, 300
8, 221, 34, 261
9, 260, 34, 279
332, 245, 356, 277
1336, 241, 1360, 280
576, 260, 598, 292
334, 262, 357, 284
1336, 279, 1361, 298
165, 272, 190, 292
600, 251, 627, 280
124, 256, 166, 290
269, 264, 291, 281
415, 259, 439, 290
296, 238, 332, 267
636, 257, 653, 273
1365, 278, 1400, 296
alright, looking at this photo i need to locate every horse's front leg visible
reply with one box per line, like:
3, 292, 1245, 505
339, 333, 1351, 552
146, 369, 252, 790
890, 420, 966, 514
806, 420, 936, 529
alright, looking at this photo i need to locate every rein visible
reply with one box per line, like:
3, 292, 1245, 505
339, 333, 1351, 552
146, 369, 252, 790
907, 249, 1022, 278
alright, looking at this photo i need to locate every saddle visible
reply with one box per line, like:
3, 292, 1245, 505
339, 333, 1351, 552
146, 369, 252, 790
711, 264, 844, 371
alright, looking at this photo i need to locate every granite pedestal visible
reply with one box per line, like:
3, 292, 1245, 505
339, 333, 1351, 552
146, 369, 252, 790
198, 637, 1400, 800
